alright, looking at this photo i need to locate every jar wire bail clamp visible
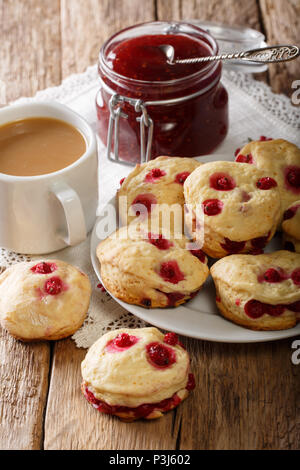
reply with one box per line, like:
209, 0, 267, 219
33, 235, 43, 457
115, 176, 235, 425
106, 93, 154, 165
101, 75, 220, 166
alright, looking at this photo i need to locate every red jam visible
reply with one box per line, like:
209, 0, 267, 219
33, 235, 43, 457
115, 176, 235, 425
221, 238, 246, 254
147, 233, 173, 250
186, 373, 196, 391
256, 177, 277, 190
164, 332, 179, 346
159, 261, 185, 284
44, 277, 63, 296
210, 173, 236, 191
145, 168, 166, 183
261, 268, 284, 283
284, 166, 300, 193
146, 342, 176, 368
106, 333, 139, 352
244, 299, 300, 319
163, 292, 186, 307
251, 233, 270, 250
203, 199, 223, 216
291, 268, 300, 286
189, 248, 206, 263
283, 204, 300, 220
131, 193, 157, 217
235, 153, 253, 164
31, 262, 57, 274
175, 172, 191, 185
97, 22, 228, 163
83, 385, 182, 419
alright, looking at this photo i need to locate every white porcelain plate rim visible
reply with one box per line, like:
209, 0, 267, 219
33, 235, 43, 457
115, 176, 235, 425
90, 154, 300, 343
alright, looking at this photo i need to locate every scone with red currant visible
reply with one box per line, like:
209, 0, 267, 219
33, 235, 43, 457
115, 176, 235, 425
81, 327, 195, 421
184, 161, 281, 258
235, 139, 300, 221
211, 251, 300, 331
282, 201, 300, 253
96, 224, 209, 308
117, 156, 200, 232
0, 260, 91, 341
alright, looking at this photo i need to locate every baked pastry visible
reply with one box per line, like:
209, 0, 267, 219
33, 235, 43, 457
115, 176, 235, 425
81, 327, 195, 421
0, 260, 91, 341
282, 201, 300, 253
117, 156, 200, 232
211, 251, 300, 331
184, 161, 281, 258
96, 224, 209, 308
235, 139, 300, 219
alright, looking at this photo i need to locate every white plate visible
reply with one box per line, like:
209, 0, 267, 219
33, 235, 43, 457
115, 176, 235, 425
91, 154, 300, 343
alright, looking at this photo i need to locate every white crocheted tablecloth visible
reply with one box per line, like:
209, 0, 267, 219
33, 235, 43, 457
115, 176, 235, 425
1, 65, 299, 348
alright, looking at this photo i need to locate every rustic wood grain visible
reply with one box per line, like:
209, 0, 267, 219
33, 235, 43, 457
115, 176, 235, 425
177, 337, 300, 450
0, 0, 59, 450
157, 0, 261, 29
60, 0, 156, 78
259, 0, 300, 97
0, 328, 50, 450
0, 0, 62, 102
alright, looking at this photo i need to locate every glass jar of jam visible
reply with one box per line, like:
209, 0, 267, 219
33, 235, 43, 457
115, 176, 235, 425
96, 21, 228, 165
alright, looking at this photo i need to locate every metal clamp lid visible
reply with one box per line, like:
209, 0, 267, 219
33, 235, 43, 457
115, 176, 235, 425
107, 94, 153, 165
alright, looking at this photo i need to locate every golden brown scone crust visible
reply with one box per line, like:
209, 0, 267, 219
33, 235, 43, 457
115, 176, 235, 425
237, 139, 300, 221
117, 156, 200, 233
282, 200, 300, 239
0, 260, 91, 341
184, 161, 281, 258
211, 251, 300, 330
97, 224, 209, 308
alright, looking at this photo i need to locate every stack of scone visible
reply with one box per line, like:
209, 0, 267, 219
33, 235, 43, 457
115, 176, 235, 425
97, 141, 300, 332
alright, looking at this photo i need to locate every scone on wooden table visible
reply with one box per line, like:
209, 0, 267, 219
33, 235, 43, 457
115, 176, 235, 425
282, 201, 300, 253
117, 156, 200, 232
211, 251, 300, 331
184, 161, 281, 258
236, 139, 300, 219
96, 224, 209, 308
0, 260, 91, 341
81, 327, 195, 421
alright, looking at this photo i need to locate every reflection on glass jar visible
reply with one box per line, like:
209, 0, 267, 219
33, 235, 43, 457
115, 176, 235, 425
96, 21, 229, 165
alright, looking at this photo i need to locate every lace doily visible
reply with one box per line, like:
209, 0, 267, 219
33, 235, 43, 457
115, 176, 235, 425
1, 64, 299, 349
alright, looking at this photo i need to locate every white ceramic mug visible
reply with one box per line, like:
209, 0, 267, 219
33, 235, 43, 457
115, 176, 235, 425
0, 102, 98, 254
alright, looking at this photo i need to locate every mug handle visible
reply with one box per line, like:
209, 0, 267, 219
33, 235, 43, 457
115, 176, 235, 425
51, 182, 87, 246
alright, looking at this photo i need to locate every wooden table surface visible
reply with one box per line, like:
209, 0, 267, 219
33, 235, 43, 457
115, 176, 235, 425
0, 0, 299, 450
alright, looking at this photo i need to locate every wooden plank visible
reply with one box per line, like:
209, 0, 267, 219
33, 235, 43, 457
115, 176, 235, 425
0, 0, 62, 102
177, 338, 300, 449
157, 0, 261, 29
0, 327, 50, 449
60, 0, 156, 78
259, 0, 300, 97
0, 0, 61, 450
44, 335, 179, 450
